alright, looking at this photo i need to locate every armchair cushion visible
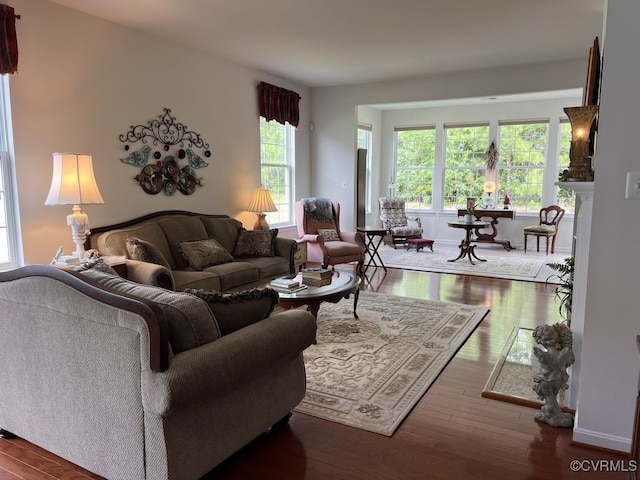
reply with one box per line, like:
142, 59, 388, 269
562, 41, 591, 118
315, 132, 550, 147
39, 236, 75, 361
179, 238, 233, 270
126, 236, 172, 269
391, 225, 423, 236
317, 228, 340, 241
233, 229, 278, 258
185, 287, 280, 335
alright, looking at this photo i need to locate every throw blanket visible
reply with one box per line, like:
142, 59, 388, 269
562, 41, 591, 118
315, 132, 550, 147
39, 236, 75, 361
302, 197, 334, 224
0, 5, 18, 75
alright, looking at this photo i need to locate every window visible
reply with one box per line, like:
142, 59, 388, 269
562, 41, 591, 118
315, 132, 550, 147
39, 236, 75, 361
0, 76, 20, 270
394, 127, 436, 209
498, 121, 549, 213
556, 120, 575, 213
259, 117, 294, 226
357, 125, 372, 212
443, 124, 489, 209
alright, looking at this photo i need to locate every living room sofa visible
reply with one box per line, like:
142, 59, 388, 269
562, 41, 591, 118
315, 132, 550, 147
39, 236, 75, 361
86, 210, 297, 292
0, 265, 317, 480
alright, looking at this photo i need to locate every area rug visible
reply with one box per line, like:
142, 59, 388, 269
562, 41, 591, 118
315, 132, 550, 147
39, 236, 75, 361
378, 244, 548, 282
294, 291, 489, 436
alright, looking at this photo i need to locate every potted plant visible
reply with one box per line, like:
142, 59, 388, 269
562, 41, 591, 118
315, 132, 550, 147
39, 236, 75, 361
546, 256, 574, 327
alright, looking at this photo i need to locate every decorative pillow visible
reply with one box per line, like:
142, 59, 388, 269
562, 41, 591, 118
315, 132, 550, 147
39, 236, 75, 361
126, 236, 171, 269
318, 228, 340, 241
233, 229, 278, 258
179, 238, 234, 271
185, 287, 280, 335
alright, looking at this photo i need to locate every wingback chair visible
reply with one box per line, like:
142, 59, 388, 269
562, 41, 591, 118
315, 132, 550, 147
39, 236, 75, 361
378, 197, 423, 248
295, 198, 365, 272
523, 205, 565, 254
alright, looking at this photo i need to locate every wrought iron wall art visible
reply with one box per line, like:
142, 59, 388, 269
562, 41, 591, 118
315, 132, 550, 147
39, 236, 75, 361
119, 108, 211, 195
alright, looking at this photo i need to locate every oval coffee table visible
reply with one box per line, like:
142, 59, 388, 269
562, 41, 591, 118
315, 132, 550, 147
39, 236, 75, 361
276, 272, 361, 319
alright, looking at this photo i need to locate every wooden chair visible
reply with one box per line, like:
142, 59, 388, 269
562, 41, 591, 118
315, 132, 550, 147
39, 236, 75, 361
523, 205, 565, 254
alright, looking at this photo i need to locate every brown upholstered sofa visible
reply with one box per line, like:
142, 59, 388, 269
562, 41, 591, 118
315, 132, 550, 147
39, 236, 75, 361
87, 210, 296, 291
0, 265, 316, 480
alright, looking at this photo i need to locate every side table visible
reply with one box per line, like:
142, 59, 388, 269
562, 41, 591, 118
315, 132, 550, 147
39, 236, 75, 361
356, 226, 387, 273
447, 220, 490, 264
294, 241, 307, 272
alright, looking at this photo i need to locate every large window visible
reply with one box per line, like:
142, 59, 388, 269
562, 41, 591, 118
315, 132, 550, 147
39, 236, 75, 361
0, 76, 20, 270
357, 125, 372, 212
498, 121, 548, 213
394, 127, 436, 209
259, 117, 294, 226
443, 124, 489, 209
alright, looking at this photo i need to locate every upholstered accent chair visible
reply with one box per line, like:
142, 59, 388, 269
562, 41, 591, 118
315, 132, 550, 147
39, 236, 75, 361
295, 198, 365, 272
523, 205, 565, 254
378, 197, 423, 248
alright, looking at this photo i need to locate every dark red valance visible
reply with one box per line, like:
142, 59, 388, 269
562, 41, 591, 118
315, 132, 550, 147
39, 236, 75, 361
0, 5, 17, 75
257, 81, 301, 127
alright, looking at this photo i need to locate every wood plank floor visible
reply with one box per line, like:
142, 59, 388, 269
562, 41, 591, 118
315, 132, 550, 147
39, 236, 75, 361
0, 264, 632, 479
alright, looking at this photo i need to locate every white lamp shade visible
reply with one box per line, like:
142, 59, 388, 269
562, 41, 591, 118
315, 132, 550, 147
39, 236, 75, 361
246, 186, 277, 213
45, 153, 104, 206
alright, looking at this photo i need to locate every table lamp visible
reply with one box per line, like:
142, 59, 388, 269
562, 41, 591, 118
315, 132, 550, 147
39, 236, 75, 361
483, 181, 496, 209
246, 186, 277, 230
45, 153, 104, 259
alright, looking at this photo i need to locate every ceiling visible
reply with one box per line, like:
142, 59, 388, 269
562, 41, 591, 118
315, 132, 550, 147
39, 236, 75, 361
48, 0, 605, 88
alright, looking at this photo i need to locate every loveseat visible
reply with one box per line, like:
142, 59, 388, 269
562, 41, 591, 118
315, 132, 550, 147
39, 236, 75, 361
87, 210, 297, 291
0, 265, 316, 480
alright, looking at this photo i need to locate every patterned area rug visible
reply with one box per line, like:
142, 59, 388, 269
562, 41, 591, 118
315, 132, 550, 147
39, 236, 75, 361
295, 291, 489, 436
378, 244, 548, 281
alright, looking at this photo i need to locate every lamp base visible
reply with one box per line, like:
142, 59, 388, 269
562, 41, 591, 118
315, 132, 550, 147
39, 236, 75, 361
253, 213, 270, 231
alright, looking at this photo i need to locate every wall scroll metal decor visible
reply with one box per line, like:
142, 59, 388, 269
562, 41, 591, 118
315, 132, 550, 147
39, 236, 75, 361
119, 108, 211, 195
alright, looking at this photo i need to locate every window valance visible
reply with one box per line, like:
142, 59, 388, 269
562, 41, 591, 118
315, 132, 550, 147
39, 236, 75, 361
0, 5, 18, 75
257, 81, 300, 127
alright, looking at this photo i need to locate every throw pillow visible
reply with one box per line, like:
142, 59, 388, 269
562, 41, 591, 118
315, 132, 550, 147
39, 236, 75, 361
126, 236, 171, 269
179, 238, 234, 271
185, 287, 280, 335
318, 228, 340, 242
233, 229, 278, 258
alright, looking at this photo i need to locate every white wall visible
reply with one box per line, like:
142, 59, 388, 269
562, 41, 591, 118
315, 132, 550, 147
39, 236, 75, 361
573, 0, 638, 453
10, 0, 310, 264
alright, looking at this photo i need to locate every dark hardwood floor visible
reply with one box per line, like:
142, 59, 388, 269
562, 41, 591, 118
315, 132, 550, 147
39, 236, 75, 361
0, 265, 632, 479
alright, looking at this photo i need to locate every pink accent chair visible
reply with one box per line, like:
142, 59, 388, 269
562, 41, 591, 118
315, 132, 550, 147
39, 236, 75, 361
295, 198, 364, 272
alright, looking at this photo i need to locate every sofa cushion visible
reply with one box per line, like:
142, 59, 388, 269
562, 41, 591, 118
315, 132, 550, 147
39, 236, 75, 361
96, 222, 174, 268
156, 216, 209, 269
200, 217, 243, 253
184, 288, 279, 335
126, 236, 172, 269
80, 269, 221, 353
202, 261, 260, 291
179, 238, 233, 270
233, 229, 278, 258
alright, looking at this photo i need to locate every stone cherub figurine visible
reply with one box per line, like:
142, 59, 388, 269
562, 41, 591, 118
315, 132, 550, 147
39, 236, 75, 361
532, 324, 575, 427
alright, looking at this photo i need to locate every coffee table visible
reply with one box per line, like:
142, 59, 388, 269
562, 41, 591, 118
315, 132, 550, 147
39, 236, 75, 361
276, 272, 361, 319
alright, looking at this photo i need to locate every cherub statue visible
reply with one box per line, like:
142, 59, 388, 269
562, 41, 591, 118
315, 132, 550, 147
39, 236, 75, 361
532, 324, 575, 427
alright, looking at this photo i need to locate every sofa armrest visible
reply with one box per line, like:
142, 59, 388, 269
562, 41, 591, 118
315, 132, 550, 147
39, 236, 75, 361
142, 308, 316, 415
125, 259, 175, 290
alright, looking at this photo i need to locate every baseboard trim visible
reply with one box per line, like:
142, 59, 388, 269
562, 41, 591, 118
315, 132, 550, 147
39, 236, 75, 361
573, 425, 632, 454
